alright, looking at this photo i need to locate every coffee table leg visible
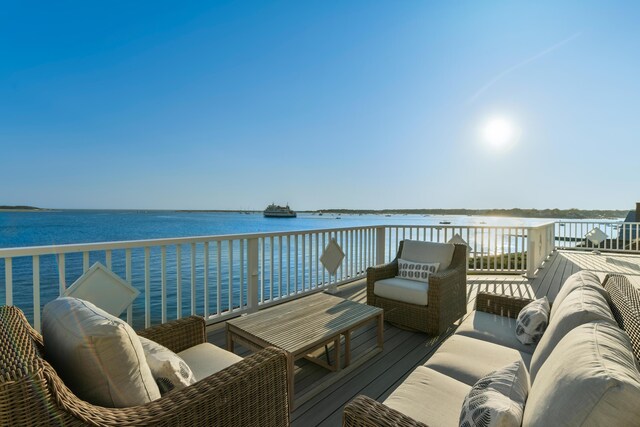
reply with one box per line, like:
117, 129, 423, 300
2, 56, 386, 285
334, 337, 340, 371
377, 313, 384, 349
344, 330, 351, 367
226, 331, 234, 352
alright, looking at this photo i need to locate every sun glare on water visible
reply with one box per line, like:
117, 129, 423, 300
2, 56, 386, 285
481, 116, 518, 150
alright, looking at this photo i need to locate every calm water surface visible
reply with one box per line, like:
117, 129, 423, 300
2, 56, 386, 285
0, 210, 554, 249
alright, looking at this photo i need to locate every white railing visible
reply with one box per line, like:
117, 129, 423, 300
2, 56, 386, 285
555, 221, 640, 253
0, 226, 377, 332
382, 222, 555, 277
0, 223, 557, 331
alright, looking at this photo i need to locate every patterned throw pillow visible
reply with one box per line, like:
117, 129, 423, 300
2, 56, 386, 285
139, 336, 197, 394
397, 259, 439, 283
459, 361, 529, 427
515, 296, 550, 345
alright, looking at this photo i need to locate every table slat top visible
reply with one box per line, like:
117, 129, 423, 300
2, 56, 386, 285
227, 293, 382, 353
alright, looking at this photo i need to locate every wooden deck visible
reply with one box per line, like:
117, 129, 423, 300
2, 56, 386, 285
206, 250, 640, 426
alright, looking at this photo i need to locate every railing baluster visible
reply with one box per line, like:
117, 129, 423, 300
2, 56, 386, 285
144, 247, 150, 328
176, 245, 182, 319
261, 238, 265, 301
322, 232, 327, 285
105, 250, 112, 270
190, 243, 196, 315
286, 236, 291, 295
302, 234, 306, 291
270, 236, 274, 298
315, 233, 319, 287
228, 240, 233, 312
279, 236, 283, 296
294, 235, 299, 294
5, 258, 12, 306
161, 246, 167, 324
83, 252, 89, 272
58, 253, 66, 295
125, 249, 132, 324
33, 256, 41, 332
239, 239, 244, 309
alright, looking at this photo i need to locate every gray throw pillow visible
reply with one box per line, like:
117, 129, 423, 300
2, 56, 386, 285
515, 297, 550, 345
459, 361, 529, 427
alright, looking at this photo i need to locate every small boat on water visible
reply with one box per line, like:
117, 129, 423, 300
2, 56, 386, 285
263, 203, 296, 218
439, 221, 451, 225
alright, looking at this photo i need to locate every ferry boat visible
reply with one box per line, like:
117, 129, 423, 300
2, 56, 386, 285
263, 203, 297, 218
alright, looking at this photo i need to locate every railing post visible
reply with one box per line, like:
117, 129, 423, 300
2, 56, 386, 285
247, 238, 259, 313
526, 227, 538, 279
375, 226, 386, 266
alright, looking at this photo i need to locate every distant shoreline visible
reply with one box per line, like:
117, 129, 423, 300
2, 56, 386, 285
1, 206, 627, 220
0, 205, 49, 212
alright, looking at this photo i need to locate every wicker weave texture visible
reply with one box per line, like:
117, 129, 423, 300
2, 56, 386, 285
342, 395, 427, 427
366, 242, 467, 335
474, 292, 533, 319
0, 306, 290, 427
603, 274, 640, 361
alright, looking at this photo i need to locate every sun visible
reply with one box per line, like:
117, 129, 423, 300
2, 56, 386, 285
482, 116, 517, 149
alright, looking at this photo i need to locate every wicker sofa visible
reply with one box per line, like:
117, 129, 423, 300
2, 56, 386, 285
345, 273, 640, 426
367, 240, 467, 335
0, 308, 290, 427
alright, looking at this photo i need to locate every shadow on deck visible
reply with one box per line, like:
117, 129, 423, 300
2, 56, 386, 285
205, 250, 640, 427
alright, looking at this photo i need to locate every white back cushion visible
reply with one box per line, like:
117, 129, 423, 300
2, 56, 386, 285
529, 286, 616, 381
524, 321, 640, 427
43, 297, 160, 407
551, 270, 607, 318
400, 240, 455, 270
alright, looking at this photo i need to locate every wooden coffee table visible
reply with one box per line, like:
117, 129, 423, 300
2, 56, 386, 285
226, 293, 383, 408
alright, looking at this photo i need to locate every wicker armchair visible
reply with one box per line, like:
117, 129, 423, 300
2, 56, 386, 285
0, 306, 289, 427
366, 241, 467, 335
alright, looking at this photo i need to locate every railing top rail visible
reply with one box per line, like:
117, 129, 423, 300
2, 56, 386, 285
0, 222, 562, 259
554, 220, 625, 224
0, 225, 381, 258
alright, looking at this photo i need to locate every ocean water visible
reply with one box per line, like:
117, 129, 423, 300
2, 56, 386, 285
0, 210, 605, 328
0, 210, 554, 249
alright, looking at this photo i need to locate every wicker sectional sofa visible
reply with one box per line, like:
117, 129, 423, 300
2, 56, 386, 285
0, 309, 290, 426
344, 272, 640, 427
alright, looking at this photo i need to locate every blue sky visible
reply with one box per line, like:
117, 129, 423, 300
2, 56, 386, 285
1, 1, 638, 210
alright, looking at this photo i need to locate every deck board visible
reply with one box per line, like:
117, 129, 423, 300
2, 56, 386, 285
205, 250, 640, 426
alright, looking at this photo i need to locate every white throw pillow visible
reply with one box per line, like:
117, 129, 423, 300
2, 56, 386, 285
515, 297, 550, 345
459, 361, 529, 427
397, 259, 439, 283
42, 297, 160, 407
139, 336, 197, 394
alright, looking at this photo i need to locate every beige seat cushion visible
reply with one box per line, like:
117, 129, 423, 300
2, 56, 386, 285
424, 335, 532, 386
178, 343, 243, 381
401, 240, 455, 270
42, 297, 160, 407
529, 285, 616, 381
524, 321, 640, 427
551, 270, 607, 316
455, 311, 535, 354
384, 366, 470, 427
374, 277, 429, 306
